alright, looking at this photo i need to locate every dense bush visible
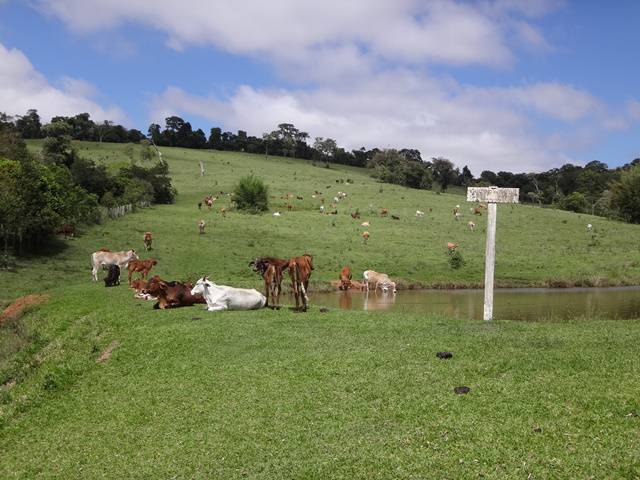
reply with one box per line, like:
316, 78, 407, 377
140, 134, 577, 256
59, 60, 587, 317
609, 165, 640, 223
559, 191, 589, 213
233, 175, 269, 213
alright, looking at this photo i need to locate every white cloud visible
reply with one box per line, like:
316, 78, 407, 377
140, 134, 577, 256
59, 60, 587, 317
35, 0, 554, 71
0, 43, 127, 124
150, 72, 580, 174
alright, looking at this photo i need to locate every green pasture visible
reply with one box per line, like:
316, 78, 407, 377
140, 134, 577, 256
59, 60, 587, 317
1, 141, 639, 478
5, 139, 640, 305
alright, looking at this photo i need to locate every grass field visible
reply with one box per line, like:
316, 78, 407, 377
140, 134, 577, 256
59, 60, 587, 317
1, 141, 639, 478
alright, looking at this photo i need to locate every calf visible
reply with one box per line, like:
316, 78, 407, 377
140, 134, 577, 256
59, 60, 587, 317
363, 270, 397, 293
468, 221, 476, 231
143, 231, 153, 251
288, 254, 314, 311
127, 258, 158, 285
130, 278, 155, 300
104, 264, 120, 287
198, 219, 206, 234
339, 265, 353, 291
380, 208, 389, 217
143, 276, 206, 310
249, 257, 290, 309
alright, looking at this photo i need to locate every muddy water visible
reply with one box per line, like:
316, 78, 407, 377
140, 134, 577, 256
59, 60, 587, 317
309, 287, 640, 320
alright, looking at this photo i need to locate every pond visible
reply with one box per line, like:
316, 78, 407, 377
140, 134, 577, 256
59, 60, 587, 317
309, 287, 640, 320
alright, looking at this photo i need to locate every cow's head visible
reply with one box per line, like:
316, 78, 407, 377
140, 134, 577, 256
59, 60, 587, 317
142, 276, 165, 296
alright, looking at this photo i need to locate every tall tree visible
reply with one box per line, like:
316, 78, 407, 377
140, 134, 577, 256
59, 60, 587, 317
15, 109, 42, 139
431, 157, 456, 192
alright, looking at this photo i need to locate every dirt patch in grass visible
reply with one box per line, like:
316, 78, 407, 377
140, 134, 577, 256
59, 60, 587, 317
97, 341, 120, 364
0, 294, 50, 325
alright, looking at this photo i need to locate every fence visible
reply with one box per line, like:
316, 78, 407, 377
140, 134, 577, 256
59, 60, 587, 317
100, 201, 151, 220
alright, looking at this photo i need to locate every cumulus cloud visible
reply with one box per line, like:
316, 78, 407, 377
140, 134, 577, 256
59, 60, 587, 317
0, 43, 127, 124
150, 72, 583, 174
35, 0, 555, 71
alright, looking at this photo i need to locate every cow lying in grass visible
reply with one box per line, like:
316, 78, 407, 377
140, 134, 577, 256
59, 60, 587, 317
142, 276, 206, 309
191, 277, 266, 312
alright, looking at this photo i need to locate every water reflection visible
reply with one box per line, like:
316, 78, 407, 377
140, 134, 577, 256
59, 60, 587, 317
362, 291, 396, 311
311, 287, 640, 321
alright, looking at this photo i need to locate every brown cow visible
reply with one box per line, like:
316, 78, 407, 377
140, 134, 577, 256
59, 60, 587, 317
473, 207, 483, 216
339, 265, 353, 290
56, 224, 75, 238
288, 254, 314, 311
380, 208, 389, 217
249, 256, 290, 309
203, 195, 215, 210
127, 258, 158, 285
142, 276, 206, 309
143, 231, 153, 251
350, 211, 360, 219
130, 278, 155, 300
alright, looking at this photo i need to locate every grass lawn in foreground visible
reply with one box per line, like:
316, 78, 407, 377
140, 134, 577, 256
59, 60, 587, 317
1, 284, 639, 478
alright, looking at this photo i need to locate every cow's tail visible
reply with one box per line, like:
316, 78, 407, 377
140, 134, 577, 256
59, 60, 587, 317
295, 262, 309, 305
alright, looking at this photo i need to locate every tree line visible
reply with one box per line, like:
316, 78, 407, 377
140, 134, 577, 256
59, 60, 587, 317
5, 109, 640, 225
0, 112, 176, 260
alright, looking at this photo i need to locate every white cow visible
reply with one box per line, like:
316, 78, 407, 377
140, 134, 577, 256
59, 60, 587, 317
191, 277, 266, 312
363, 270, 397, 293
91, 249, 138, 281
415, 210, 424, 218
587, 223, 593, 232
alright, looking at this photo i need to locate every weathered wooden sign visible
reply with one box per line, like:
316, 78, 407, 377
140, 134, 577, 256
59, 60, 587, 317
467, 186, 519, 321
467, 186, 519, 204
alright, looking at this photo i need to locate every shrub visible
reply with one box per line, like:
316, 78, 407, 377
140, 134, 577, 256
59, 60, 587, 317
448, 249, 466, 269
233, 174, 269, 213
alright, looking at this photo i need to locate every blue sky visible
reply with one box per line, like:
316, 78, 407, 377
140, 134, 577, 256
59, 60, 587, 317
0, 0, 638, 174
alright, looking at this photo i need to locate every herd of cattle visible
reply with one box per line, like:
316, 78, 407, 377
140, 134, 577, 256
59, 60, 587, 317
91, 240, 397, 312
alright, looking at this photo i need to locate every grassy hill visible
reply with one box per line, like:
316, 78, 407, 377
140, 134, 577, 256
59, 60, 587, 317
0, 141, 639, 478
4, 140, 640, 304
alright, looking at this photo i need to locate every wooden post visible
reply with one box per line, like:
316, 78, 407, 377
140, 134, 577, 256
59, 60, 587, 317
467, 186, 519, 321
483, 202, 497, 320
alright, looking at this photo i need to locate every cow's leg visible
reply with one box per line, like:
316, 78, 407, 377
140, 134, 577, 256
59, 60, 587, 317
207, 303, 228, 312
263, 277, 270, 307
128, 268, 133, 285
300, 281, 308, 311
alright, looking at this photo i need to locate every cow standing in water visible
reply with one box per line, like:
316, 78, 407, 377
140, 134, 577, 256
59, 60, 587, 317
339, 266, 353, 290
